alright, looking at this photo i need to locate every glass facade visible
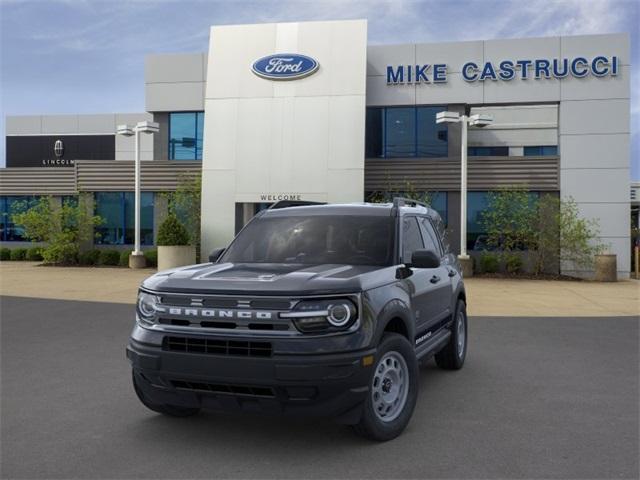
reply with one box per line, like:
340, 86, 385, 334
429, 192, 448, 226
524, 146, 558, 156
169, 112, 204, 160
0, 196, 38, 241
94, 192, 154, 245
468, 146, 509, 156
365, 106, 448, 158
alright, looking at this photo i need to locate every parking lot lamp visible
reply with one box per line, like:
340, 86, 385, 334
116, 121, 159, 268
436, 111, 493, 275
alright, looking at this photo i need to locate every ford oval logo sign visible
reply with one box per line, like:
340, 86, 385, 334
252, 54, 319, 80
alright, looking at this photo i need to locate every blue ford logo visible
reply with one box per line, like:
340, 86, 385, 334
252, 54, 319, 80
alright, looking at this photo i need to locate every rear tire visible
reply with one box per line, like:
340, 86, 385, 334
435, 299, 467, 370
132, 371, 200, 417
353, 333, 418, 441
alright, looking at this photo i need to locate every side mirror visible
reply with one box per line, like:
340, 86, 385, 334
208, 248, 225, 263
410, 249, 440, 269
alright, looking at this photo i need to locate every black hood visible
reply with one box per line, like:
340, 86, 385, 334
141, 262, 396, 296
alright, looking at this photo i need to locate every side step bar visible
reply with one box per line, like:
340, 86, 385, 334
415, 328, 451, 360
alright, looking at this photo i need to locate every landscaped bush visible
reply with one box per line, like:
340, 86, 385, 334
479, 252, 500, 273
157, 214, 190, 246
0, 248, 10, 261
98, 249, 120, 266
119, 250, 130, 267
10, 248, 27, 261
505, 253, 523, 274
11, 196, 102, 265
26, 247, 43, 261
79, 249, 101, 266
144, 249, 158, 268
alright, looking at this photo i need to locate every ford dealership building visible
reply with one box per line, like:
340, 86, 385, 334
0, 20, 632, 278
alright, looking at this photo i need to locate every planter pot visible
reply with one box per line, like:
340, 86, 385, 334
158, 245, 196, 271
594, 254, 617, 282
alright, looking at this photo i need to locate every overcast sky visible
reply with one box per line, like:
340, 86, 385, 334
1, 0, 638, 178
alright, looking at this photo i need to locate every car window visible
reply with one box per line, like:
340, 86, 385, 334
220, 215, 395, 266
402, 217, 424, 264
418, 217, 443, 257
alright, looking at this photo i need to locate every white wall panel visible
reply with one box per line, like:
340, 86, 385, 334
146, 53, 205, 83
201, 20, 367, 253
560, 168, 629, 203
560, 134, 629, 169
41, 115, 79, 134
6, 116, 42, 134
575, 202, 630, 238
145, 82, 205, 112
560, 99, 629, 135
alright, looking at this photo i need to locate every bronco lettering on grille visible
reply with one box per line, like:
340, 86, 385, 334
156, 306, 273, 320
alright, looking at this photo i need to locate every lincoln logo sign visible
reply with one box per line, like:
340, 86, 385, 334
54, 139, 64, 158
252, 54, 319, 80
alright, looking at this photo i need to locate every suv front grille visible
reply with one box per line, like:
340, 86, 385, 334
163, 336, 272, 357
171, 380, 275, 397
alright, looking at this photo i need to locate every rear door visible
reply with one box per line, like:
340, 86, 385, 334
417, 216, 453, 331
400, 216, 440, 336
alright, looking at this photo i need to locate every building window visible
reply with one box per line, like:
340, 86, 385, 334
429, 192, 448, 227
365, 106, 448, 158
94, 192, 154, 245
0, 196, 38, 242
468, 146, 509, 156
169, 112, 204, 160
523, 146, 558, 156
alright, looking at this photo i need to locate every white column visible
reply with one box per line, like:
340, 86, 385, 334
459, 116, 469, 259
134, 128, 141, 255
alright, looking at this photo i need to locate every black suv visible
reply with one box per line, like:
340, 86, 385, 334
127, 199, 467, 441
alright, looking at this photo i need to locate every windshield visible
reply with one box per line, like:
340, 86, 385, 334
220, 215, 395, 266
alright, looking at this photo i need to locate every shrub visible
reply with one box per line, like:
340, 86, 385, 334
98, 250, 120, 266
144, 249, 158, 268
504, 253, 523, 274
119, 250, 130, 267
10, 248, 27, 261
157, 214, 190, 246
79, 249, 101, 266
26, 247, 43, 261
11, 196, 102, 265
479, 252, 500, 273
0, 248, 10, 261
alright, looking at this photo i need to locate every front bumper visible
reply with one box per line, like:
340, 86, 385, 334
127, 334, 376, 423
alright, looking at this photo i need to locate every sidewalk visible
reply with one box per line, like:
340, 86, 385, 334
0, 261, 638, 317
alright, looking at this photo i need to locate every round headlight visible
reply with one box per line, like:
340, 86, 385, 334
137, 292, 159, 321
327, 303, 353, 327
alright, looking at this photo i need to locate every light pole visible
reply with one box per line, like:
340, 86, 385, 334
436, 111, 492, 275
116, 121, 159, 268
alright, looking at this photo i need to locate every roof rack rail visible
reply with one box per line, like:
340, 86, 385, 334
269, 200, 327, 210
392, 197, 429, 209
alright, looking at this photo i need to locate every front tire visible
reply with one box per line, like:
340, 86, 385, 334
353, 333, 418, 441
132, 371, 200, 417
435, 299, 467, 370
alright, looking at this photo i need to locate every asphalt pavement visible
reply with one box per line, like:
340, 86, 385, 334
1, 296, 638, 479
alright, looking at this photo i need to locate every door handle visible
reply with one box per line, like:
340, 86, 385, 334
430, 275, 441, 284
448, 269, 457, 277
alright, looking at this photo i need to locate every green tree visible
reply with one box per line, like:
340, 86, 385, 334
11, 197, 103, 265
480, 187, 536, 252
164, 173, 201, 246
531, 195, 605, 274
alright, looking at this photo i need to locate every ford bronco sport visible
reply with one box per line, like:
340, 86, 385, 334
127, 198, 467, 441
